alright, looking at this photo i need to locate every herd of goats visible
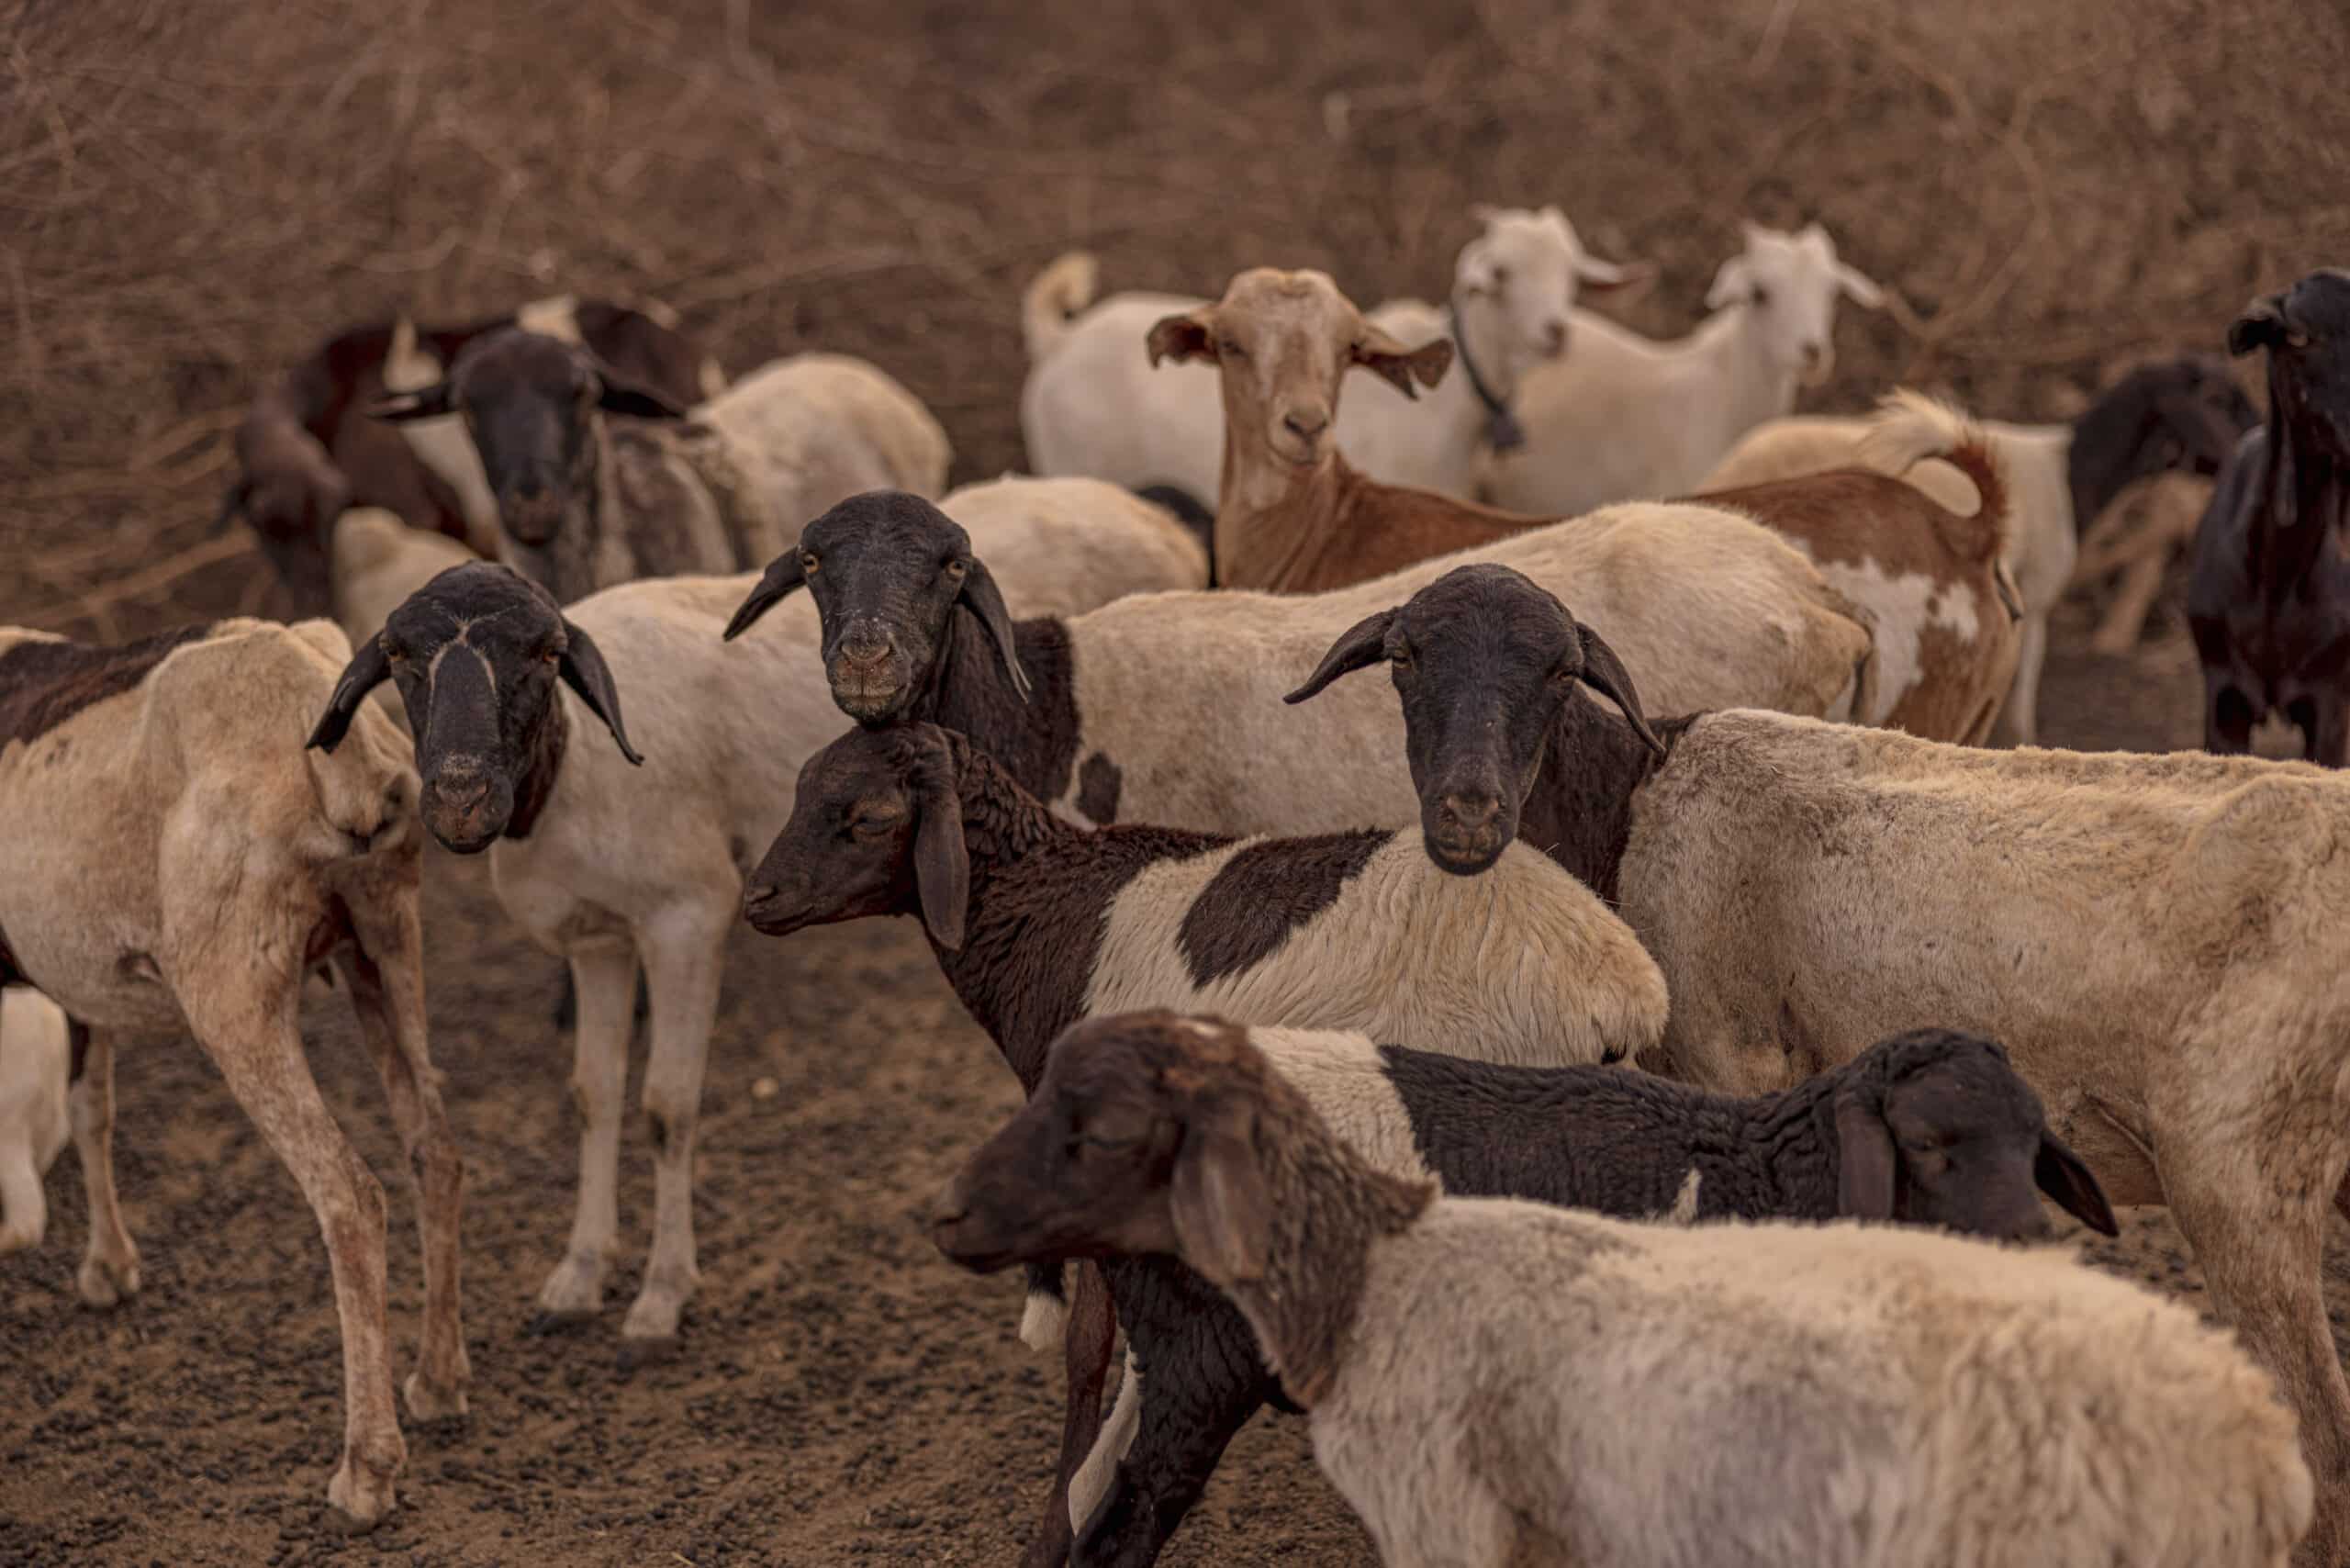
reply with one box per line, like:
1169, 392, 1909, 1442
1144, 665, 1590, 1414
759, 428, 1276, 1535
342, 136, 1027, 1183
5, 204, 2350, 1566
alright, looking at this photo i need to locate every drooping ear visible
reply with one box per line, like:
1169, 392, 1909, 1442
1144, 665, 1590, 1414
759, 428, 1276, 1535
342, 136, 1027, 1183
2228, 294, 2289, 357
593, 364, 690, 420
366, 383, 458, 422
958, 558, 1032, 702
908, 736, 970, 951
1168, 1095, 1271, 1285
722, 551, 809, 641
1351, 328, 1453, 399
1833, 261, 1886, 309
1705, 255, 1755, 311
1576, 623, 1662, 755
1147, 310, 1217, 368
1576, 254, 1656, 299
2034, 1131, 2119, 1237
1832, 1081, 1897, 1222
1282, 607, 1398, 704
557, 618, 645, 766
306, 634, 395, 753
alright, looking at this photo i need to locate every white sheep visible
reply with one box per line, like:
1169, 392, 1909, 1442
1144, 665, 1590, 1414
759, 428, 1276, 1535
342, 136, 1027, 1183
1020, 206, 1641, 504
0, 617, 463, 1527
1695, 357, 2261, 744
371, 330, 950, 605
0, 986, 71, 1256
934, 1012, 2315, 1568
303, 483, 1209, 1356
1296, 559, 2350, 1565
929, 475, 1208, 616
1480, 220, 1885, 516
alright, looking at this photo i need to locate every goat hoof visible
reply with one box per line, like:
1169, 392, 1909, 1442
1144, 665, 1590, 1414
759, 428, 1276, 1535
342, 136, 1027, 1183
523, 1308, 596, 1338
75, 1252, 140, 1309
615, 1334, 679, 1372
402, 1371, 470, 1424
325, 1458, 399, 1531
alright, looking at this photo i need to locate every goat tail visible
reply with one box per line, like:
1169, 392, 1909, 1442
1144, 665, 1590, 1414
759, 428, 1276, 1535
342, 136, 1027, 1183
1855, 388, 2014, 566
1023, 251, 1100, 364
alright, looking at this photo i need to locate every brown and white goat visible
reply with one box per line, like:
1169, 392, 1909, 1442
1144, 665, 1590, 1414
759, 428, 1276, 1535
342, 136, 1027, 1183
0, 618, 464, 1528
1149, 269, 2016, 741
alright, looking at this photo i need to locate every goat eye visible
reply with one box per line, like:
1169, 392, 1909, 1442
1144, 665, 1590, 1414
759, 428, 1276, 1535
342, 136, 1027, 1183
1490, 264, 1511, 287
1217, 337, 1246, 359
800, 553, 821, 575
944, 559, 968, 579
2287, 329, 2312, 350
1751, 285, 1772, 307
541, 648, 561, 665
1388, 647, 1414, 669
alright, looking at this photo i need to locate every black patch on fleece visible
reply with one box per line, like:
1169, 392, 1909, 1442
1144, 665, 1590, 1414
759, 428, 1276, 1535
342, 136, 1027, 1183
1075, 751, 1122, 823
0, 623, 214, 747
1176, 829, 1390, 988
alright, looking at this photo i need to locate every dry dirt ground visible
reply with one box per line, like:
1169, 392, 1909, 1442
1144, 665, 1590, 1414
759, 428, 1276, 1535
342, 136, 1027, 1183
7, 0, 2350, 1563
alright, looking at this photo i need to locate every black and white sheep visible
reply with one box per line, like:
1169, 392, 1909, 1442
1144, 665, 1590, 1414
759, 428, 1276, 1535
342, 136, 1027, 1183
2189, 269, 2350, 765
369, 331, 950, 604
0, 618, 464, 1527
719, 489, 1871, 837
1288, 556, 2350, 1564
302, 484, 1211, 1360
934, 1012, 2311, 1568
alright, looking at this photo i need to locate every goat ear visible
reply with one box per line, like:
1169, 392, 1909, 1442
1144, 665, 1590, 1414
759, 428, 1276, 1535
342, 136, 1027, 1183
1147, 311, 1217, 368
2034, 1131, 2119, 1238
1832, 1082, 1897, 1222
366, 383, 456, 422
2229, 296, 2288, 358
1576, 623, 1662, 755
1705, 256, 1753, 311
722, 551, 808, 641
557, 618, 645, 766
1352, 330, 1453, 399
594, 366, 689, 420
1169, 1097, 1270, 1285
307, 634, 394, 754
1282, 608, 1397, 704
958, 558, 1032, 702
910, 740, 970, 952
1834, 261, 1886, 309
1576, 254, 1654, 297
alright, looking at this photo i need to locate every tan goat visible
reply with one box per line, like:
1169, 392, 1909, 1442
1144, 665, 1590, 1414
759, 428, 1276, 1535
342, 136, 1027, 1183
0, 618, 464, 1529
1148, 269, 2016, 741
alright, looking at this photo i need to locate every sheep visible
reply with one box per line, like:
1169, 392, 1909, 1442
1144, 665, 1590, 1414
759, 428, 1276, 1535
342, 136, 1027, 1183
0, 987, 72, 1256
2190, 271, 2350, 765
718, 476, 1873, 847
367, 330, 950, 604
302, 482, 1209, 1361
1142, 264, 2010, 736
928, 475, 1209, 617
1480, 220, 1886, 518
1049, 1016, 2118, 1566
1286, 558, 2350, 1565
739, 716, 1662, 1568
1698, 356, 2259, 745
220, 296, 721, 616
1019, 206, 1643, 504
0, 617, 464, 1528
934, 1011, 2313, 1568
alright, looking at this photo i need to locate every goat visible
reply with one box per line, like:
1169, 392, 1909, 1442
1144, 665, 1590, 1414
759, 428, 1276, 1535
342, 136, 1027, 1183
0, 618, 464, 1527
2189, 270, 2350, 765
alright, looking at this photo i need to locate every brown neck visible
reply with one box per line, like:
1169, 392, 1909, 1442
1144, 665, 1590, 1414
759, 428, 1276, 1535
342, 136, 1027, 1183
1213, 421, 1362, 590
1219, 1091, 1434, 1408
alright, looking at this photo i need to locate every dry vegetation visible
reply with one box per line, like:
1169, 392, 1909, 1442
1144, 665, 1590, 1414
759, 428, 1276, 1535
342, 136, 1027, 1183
3, 0, 2346, 637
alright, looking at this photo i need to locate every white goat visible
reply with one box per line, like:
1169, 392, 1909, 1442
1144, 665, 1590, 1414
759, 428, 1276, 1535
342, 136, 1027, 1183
1481, 220, 1885, 516
1020, 207, 1640, 505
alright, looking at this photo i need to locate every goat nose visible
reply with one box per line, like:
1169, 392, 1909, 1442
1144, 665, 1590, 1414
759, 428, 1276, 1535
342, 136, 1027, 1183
744, 879, 776, 908
1282, 407, 1329, 441
437, 772, 489, 810
1439, 792, 1499, 832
